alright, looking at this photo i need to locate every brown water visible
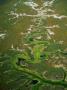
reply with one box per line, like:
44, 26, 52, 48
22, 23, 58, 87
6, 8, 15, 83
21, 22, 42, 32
0, 0, 67, 90
0, 0, 67, 53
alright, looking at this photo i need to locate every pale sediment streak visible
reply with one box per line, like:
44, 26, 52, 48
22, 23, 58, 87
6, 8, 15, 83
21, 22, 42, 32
8, 9, 67, 21
45, 25, 60, 29
43, 0, 55, 7
47, 29, 54, 35
8, 0, 67, 21
11, 44, 23, 52
0, 33, 6, 39
24, 1, 38, 10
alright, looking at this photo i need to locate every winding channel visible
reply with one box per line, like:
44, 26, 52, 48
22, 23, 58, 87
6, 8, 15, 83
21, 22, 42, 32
12, 57, 67, 88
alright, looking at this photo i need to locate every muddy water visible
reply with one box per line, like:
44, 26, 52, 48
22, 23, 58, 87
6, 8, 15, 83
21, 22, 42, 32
0, 0, 67, 53
0, 0, 67, 90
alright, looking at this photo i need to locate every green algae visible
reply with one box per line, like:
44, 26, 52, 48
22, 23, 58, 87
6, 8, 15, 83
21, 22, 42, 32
0, 51, 67, 90
0, 0, 67, 90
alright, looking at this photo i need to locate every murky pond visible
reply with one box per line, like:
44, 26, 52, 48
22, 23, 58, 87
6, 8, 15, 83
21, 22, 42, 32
0, 0, 67, 90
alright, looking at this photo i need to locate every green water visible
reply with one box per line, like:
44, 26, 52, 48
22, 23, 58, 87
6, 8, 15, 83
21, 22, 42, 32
0, 0, 67, 90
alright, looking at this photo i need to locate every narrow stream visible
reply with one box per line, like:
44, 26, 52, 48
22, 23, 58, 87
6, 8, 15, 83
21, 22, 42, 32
0, 0, 67, 90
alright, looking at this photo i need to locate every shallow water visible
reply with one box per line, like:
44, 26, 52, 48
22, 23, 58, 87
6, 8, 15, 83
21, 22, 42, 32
0, 0, 67, 90
0, 0, 67, 53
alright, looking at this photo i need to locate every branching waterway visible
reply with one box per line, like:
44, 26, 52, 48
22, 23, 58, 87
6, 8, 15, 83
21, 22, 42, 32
0, 0, 67, 90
